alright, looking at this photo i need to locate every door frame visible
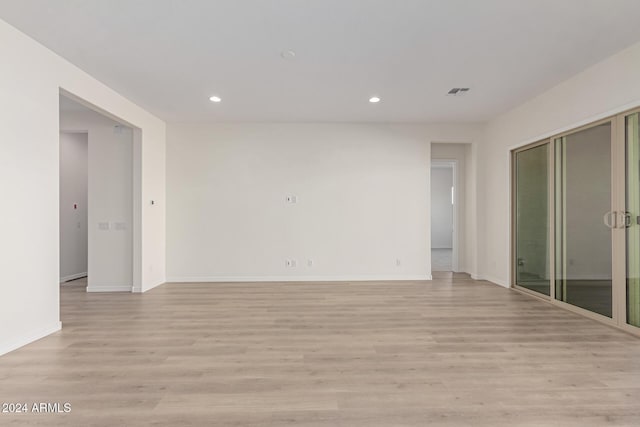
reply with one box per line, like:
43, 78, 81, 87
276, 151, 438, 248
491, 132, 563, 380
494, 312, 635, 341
59, 90, 140, 293
431, 160, 458, 272
617, 106, 640, 336
510, 139, 552, 299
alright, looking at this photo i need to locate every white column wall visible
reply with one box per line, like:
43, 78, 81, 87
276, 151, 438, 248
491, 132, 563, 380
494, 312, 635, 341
0, 19, 166, 356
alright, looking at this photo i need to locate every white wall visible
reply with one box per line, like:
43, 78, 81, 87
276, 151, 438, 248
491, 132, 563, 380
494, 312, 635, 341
481, 39, 640, 287
0, 18, 166, 356
60, 110, 134, 292
167, 123, 482, 282
430, 167, 453, 248
59, 132, 88, 282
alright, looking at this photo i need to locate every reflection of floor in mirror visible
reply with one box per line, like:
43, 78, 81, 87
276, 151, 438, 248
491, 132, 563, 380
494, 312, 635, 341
565, 280, 612, 318
517, 279, 549, 295
518, 279, 612, 318
431, 248, 452, 271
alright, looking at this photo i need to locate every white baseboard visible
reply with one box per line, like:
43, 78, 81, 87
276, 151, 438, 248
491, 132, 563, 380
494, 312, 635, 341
563, 275, 612, 281
480, 275, 510, 288
87, 285, 132, 293
139, 279, 165, 293
167, 274, 432, 283
60, 272, 87, 283
130, 279, 165, 293
0, 321, 62, 357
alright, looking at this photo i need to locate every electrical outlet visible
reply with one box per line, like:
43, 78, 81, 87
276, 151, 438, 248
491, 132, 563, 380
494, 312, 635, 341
396, 258, 401, 267
307, 259, 313, 267
285, 259, 297, 268
286, 195, 298, 204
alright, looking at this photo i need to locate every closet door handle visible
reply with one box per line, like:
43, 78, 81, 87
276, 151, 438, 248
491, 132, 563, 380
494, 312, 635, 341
619, 211, 633, 228
603, 211, 617, 229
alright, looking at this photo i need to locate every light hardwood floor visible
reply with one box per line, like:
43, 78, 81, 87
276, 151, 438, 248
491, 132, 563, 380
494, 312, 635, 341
1, 274, 640, 426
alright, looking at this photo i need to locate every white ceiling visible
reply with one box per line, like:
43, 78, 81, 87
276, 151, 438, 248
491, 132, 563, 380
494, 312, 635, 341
59, 95, 90, 112
3, 0, 640, 123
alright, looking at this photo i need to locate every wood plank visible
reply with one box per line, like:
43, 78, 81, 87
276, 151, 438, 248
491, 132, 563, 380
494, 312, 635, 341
1, 276, 639, 426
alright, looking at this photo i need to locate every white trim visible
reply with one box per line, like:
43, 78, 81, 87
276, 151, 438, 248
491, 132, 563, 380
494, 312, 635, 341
430, 159, 459, 272
431, 162, 455, 169
141, 279, 165, 293
60, 272, 87, 283
166, 275, 432, 283
87, 285, 133, 292
480, 275, 510, 288
506, 148, 513, 289
0, 322, 62, 357
132, 129, 143, 294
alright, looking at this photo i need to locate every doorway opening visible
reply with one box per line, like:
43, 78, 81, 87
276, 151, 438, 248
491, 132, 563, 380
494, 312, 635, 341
431, 161, 457, 272
59, 94, 135, 293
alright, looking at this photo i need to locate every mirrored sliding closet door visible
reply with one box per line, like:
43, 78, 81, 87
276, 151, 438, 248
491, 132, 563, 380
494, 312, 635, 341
513, 111, 640, 335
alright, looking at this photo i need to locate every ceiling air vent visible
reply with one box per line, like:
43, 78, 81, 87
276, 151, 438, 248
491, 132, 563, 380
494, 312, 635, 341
447, 88, 470, 96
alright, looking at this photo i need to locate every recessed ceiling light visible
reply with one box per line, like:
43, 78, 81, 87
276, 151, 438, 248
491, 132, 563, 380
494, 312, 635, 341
369, 96, 381, 103
209, 95, 222, 103
281, 50, 296, 60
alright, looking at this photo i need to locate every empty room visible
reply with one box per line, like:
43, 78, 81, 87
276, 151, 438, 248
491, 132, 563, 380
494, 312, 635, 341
2, 1, 640, 426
